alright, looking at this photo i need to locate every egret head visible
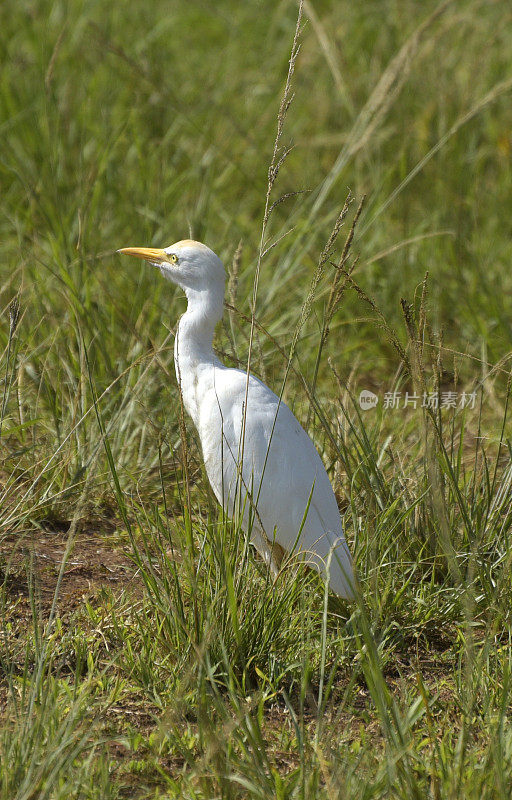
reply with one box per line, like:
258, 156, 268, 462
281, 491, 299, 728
118, 239, 226, 293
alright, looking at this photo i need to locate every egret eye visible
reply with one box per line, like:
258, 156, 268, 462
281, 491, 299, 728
168, 253, 178, 264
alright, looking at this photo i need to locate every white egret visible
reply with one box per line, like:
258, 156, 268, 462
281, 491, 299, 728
119, 240, 355, 598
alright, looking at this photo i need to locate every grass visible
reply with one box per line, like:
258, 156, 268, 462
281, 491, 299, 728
1, 0, 512, 796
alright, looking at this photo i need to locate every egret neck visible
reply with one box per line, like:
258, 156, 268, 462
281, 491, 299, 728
174, 283, 224, 427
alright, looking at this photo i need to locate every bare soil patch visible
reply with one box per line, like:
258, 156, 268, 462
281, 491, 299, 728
0, 520, 138, 617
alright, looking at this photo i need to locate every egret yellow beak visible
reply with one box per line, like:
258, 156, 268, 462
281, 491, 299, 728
117, 247, 170, 264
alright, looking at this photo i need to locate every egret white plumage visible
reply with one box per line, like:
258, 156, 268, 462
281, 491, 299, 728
119, 240, 355, 599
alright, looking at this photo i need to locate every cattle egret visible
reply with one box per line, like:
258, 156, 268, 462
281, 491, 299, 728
118, 240, 355, 598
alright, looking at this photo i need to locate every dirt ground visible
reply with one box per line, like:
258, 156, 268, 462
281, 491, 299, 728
0, 518, 138, 617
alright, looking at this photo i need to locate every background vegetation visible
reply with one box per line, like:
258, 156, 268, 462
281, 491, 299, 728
1, 0, 512, 796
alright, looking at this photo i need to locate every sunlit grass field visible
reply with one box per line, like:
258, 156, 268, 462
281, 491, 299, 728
1, 0, 512, 796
